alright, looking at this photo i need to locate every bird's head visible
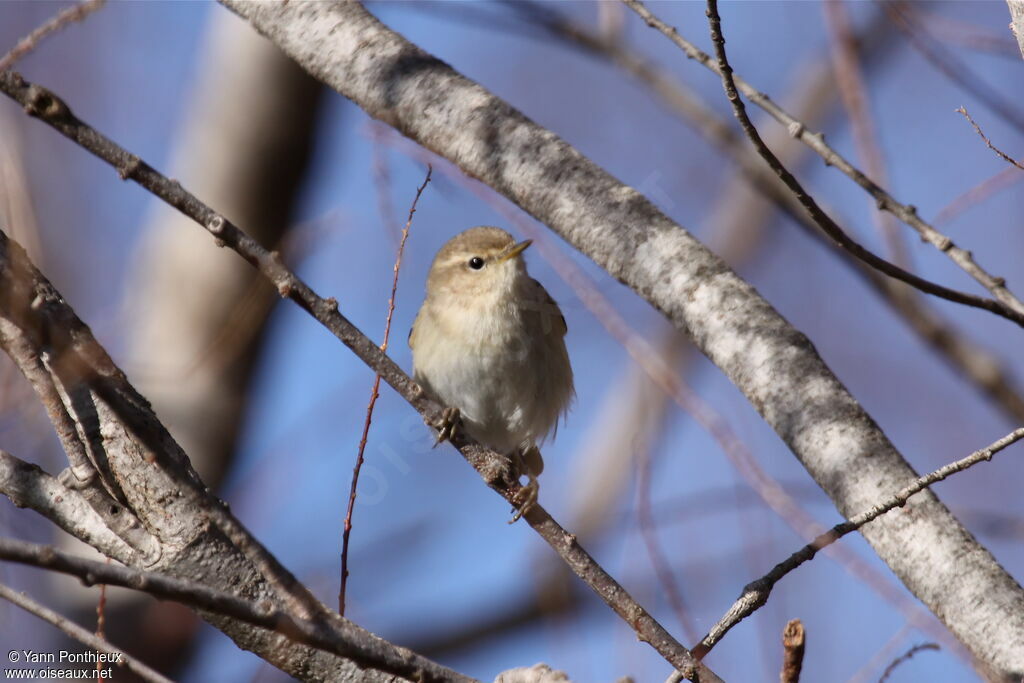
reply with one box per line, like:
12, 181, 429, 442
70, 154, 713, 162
426, 226, 533, 300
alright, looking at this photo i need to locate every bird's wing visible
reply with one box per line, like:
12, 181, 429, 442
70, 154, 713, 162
531, 278, 567, 337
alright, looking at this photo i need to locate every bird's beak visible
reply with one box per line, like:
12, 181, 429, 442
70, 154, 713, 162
499, 239, 532, 262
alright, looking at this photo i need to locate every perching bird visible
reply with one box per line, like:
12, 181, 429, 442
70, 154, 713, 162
409, 227, 574, 518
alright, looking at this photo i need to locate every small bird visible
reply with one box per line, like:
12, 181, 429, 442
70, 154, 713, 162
410, 227, 574, 519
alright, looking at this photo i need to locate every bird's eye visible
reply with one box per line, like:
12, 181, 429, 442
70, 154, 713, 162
468, 257, 485, 270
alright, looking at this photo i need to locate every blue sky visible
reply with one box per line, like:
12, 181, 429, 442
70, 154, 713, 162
1, 2, 1023, 682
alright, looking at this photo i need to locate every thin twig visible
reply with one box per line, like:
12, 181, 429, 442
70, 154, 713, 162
620, 0, 1024, 322
0, 581, 173, 683
956, 106, 1024, 170
0, 537, 477, 683
877, 642, 940, 683
690, 0, 1024, 327
0, 72, 718, 682
699, 427, 1024, 653
0, 0, 106, 72
780, 619, 805, 683
340, 165, 431, 615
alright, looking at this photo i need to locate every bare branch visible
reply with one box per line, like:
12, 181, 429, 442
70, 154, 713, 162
0, 0, 105, 72
620, 0, 1024, 321
695, 0, 1019, 324
0, 449, 136, 563
0, 227, 444, 681
0, 537, 477, 683
700, 427, 1024, 653
0, 71, 717, 681
122, 2, 1024, 675
957, 106, 1024, 170
0, 582, 173, 683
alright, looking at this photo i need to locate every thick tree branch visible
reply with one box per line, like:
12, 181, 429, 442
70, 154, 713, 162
0, 537, 476, 683
205, 2, 1024, 677
0, 69, 718, 681
0, 227, 446, 681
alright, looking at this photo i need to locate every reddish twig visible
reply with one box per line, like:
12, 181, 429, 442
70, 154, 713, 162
0, 0, 106, 72
956, 106, 1024, 170
339, 165, 431, 615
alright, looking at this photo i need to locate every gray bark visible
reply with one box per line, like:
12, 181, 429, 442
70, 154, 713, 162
0, 230, 419, 682
1010, 1, 1024, 59
217, 1, 1024, 677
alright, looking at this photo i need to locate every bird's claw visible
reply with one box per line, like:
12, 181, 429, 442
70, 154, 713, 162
432, 407, 461, 447
508, 473, 539, 524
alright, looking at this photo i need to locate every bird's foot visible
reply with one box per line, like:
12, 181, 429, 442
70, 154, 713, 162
509, 472, 539, 524
432, 407, 461, 447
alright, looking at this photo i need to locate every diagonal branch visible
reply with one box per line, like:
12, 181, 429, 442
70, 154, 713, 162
699, 426, 1024, 654
0, 74, 718, 681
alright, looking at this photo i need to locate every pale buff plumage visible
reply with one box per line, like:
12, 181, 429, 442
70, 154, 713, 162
409, 227, 573, 477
